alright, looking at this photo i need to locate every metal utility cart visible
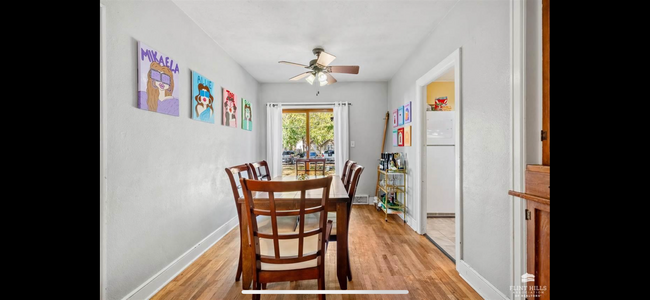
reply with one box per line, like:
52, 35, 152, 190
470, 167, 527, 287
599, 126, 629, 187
375, 167, 407, 222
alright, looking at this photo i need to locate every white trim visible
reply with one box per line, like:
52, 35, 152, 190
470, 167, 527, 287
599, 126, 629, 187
457, 260, 510, 300
100, 4, 107, 300
123, 217, 239, 300
414, 48, 463, 262
510, 0, 527, 299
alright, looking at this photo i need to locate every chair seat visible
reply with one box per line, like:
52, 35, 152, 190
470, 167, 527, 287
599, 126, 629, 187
302, 212, 338, 235
257, 215, 298, 234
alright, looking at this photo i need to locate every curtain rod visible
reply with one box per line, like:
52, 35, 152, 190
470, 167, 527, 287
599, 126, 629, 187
267, 102, 351, 107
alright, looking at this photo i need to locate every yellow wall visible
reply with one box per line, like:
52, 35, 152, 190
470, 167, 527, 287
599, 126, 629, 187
426, 81, 455, 111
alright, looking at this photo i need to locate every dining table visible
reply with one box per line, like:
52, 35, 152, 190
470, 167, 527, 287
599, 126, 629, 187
237, 174, 351, 290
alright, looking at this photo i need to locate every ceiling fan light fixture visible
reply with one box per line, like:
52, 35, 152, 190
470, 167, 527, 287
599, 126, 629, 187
319, 79, 328, 86
317, 72, 327, 83
305, 73, 315, 85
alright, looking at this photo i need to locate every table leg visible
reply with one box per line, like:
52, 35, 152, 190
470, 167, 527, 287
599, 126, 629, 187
241, 202, 253, 290
336, 202, 348, 290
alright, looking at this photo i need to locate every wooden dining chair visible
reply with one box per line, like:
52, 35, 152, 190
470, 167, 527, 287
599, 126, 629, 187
302, 164, 364, 281
343, 161, 358, 191
240, 176, 334, 300
249, 160, 271, 181
340, 160, 352, 184
311, 158, 326, 177
225, 164, 298, 282
295, 158, 308, 178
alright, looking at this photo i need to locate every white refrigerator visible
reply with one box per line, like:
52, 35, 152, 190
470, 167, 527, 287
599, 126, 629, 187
426, 111, 455, 214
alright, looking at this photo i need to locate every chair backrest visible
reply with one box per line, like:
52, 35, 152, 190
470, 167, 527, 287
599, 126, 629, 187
340, 160, 352, 183
310, 158, 326, 176
295, 158, 326, 177
347, 164, 365, 201
343, 161, 358, 190
346, 164, 365, 225
225, 164, 254, 218
248, 160, 271, 181
240, 176, 333, 269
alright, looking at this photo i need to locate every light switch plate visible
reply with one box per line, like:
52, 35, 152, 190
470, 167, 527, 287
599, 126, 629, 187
351, 141, 355, 147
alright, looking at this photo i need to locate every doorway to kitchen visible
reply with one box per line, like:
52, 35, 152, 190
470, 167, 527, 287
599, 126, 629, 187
281, 109, 335, 177
424, 67, 457, 262
413, 48, 462, 265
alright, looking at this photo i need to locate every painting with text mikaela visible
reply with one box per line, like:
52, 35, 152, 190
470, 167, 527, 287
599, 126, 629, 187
137, 41, 180, 116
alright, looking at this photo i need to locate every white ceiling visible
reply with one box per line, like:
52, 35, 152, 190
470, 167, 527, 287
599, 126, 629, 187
173, 0, 459, 83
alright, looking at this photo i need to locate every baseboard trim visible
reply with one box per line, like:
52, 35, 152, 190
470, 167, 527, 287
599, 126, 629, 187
456, 260, 509, 300
123, 216, 239, 300
423, 233, 455, 264
427, 212, 455, 218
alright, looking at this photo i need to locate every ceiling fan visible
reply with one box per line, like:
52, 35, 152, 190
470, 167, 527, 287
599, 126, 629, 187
279, 47, 360, 86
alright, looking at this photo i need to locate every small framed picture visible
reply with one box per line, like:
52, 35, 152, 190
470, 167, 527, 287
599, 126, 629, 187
398, 106, 404, 126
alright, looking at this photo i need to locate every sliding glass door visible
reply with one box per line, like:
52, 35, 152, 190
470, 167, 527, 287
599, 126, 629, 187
282, 109, 335, 177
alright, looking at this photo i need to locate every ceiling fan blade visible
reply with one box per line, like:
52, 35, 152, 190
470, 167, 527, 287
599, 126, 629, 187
316, 51, 336, 67
279, 61, 310, 68
325, 73, 337, 85
327, 66, 359, 74
289, 72, 312, 81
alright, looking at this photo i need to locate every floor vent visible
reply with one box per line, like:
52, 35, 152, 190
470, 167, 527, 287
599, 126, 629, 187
353, 194, 369, 205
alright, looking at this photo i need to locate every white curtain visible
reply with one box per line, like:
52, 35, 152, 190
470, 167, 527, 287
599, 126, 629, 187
333, 102, 350, 177
266, 103, 283, 178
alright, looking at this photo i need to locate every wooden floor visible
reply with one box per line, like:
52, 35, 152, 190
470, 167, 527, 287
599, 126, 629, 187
152, 205, 481, 300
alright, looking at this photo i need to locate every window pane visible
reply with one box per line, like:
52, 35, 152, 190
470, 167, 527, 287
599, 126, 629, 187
308, 112, 335, 175
282, 112, 306, 177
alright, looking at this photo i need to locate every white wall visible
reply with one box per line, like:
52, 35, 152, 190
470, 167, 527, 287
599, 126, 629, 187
386, 0, 512, 295
259, 82, 388, 197
526, 0, 543, 165
103, 1, 262, 299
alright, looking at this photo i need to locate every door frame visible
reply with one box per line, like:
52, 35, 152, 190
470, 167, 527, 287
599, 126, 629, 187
100, 2, 107, 300
414, 48, 462, 262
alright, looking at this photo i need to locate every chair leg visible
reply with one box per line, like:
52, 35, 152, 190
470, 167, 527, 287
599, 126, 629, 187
347, 249, 353, 281
236, 243, 242, 281
318, 277, 326, 300
252, 282, 261, 300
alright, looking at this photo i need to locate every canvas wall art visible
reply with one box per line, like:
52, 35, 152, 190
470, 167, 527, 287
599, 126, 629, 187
222, 89, 238, 127
241, 98, 252, 131
191, 71, 215, 123
393, 109, 398, 127
404, 125, 411, 146
137, 41, 180, 116
404, 101, 411, 123
393, 129, 398, 146
398, 106, 404, 126
398, 127, 404, 147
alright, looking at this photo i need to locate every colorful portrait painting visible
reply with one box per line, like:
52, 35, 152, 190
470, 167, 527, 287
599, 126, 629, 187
398, 106, 404, 126
191, 71, 215, 123
137, 41, 180, 116
404, 126, 411, 146
398, 127, 404, 147
404, 102, 411, 123
393, 109, 398, 127
393, 129, 398, 146
222, 89, 238, 127
241, 98, 252, 131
